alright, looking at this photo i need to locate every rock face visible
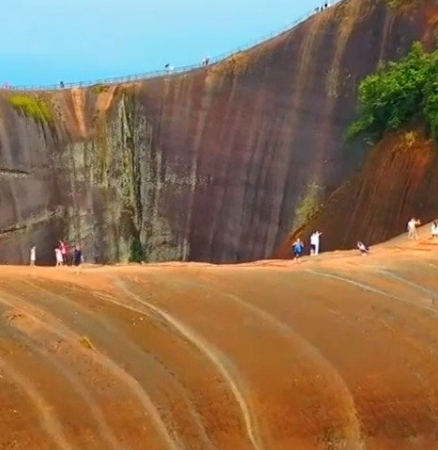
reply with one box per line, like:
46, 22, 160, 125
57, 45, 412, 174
1, 0, 438, 265
277, 126, 438, 257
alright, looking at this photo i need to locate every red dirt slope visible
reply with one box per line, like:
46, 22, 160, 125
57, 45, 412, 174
2, 227, 438, 449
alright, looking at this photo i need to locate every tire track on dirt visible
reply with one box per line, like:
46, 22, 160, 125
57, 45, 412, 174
0, 350, 74, 450
114, 277, 264, 450
0, 315, 129, 450
0, 284, 179, 450
22, 279, 213, 450
178, 273, 365, 448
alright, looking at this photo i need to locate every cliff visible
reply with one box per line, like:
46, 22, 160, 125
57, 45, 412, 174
1, 0, 438, 264
277, 126, 438, 257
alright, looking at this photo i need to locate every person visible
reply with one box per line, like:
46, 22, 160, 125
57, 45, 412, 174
73, 245, 83, 273
30, 246, 36, 266
292, 238, 305, 261
310, 231, 322, 256
55, 247, 63, 267
60, 81, 65, 89
59, 241, 67, 265
357, 241, 369, 256
407, 218, 421, 240
432, 221, 438, 240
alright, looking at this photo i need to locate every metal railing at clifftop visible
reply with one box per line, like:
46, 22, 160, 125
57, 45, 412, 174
6, 3, 339, 92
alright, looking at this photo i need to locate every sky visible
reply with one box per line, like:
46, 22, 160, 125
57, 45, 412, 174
1, 0, 332, 87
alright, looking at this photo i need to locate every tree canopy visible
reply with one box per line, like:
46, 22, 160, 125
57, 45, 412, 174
347, 42, 438, 143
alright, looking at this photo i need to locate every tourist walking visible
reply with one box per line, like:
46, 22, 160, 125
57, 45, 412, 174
30, 246, 36, 266
73, 245, 83, 273
55, 247, 63, 267
292, 238, 305, 261
431, 221, 438, 240
357, 241, 369, 256
407, 218, 421, 240
310, 231, 323, 256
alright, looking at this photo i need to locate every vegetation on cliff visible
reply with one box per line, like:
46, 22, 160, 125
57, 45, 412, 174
9, 94, 54, 124
347, 42, 438, 143
384, 0, 414, 8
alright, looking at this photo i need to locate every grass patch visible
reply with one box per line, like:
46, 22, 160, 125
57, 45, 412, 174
129, 236, 146, 263
9, 95, 54, 124
293, 183, 325, 229
385, 0, 414, 8
91, 84, 110, 95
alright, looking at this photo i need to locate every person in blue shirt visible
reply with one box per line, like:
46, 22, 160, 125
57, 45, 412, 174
292, 238, 305, 261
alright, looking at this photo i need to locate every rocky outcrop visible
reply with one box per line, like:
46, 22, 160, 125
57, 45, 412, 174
276, 126, 438, 257
1, 0, 438, 264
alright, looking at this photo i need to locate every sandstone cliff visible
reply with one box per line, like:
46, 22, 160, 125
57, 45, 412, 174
277, 126, 438, 257
1, 0, 437, 264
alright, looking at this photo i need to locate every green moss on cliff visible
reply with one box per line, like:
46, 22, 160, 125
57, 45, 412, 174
348, 42, 438, 143
293, 182, 325, 229
9, 94, 54, 124
384, 0, 414, 8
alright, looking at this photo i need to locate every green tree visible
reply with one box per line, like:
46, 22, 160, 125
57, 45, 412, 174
347, 42, 438, 143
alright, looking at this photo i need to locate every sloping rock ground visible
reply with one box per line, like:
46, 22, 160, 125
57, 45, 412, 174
2, 226, 438, 449
2, 0, 438, 265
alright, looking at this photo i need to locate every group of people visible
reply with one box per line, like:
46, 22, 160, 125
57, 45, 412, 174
291, 231, 323, 261
30, 241, 83, 270
314, 2, 330, 12
291, 231, 369, 261
407, 217, 438, 241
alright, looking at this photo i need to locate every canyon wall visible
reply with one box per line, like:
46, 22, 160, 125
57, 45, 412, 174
277, 126, 438, 257
1, 0, 437, 264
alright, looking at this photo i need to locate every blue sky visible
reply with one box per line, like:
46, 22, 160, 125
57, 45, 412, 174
1, 0, 331, 87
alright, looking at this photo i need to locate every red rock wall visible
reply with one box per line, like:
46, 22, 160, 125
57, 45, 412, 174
276, 127, 438, 257
1, 0, 438, 264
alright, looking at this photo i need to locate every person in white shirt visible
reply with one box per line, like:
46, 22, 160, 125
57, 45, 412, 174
431, 221, 438, 240
55, 248, 63, 267
407, 218, 421, 239
357, 241, 369, 256
30, 246, 36, 266
310, 231, 322, 256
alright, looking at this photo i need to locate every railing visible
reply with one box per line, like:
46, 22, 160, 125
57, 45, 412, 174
7, 3, 339, 92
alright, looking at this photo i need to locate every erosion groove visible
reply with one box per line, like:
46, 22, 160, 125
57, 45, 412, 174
0, 357, 74, 450
115, 278, 265, 450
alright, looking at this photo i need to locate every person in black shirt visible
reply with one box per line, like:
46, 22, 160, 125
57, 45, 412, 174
74, 245, 83, 273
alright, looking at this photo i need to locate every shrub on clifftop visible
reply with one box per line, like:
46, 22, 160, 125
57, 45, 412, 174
347, 42, 438, 143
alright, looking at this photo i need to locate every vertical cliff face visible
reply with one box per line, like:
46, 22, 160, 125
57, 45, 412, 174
1, 0, 437, 264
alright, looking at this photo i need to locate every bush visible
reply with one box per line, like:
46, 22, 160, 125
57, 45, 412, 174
9, 95, 54, 123
347, 42, 438, 143
129, 236, 146, 263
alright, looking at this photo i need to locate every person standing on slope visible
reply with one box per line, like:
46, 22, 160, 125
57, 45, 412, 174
431, 221, 438, 241
357, 241, 369, 256
310, 231, 323, 256
407, 218, 421, 240
30, 246, 36, 266
73, 245, 83, 273
292, 238, 305, 261
55, 247, 63, 267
